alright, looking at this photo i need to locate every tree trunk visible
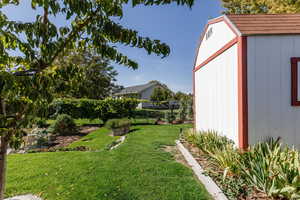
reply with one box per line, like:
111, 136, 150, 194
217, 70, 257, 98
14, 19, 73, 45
0, 98, 7, 200
0, 137, 8, 200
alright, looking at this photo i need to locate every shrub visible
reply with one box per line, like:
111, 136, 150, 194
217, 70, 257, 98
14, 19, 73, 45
132, 109, 165, 119
35, 119, 48, 128
47, 114, 78, 136
238, 139, 300, 199
105, 118, 131, 130
105, 118, 131, 136
48, 98, 139, 122
178, 99, 188, 121
165, 112, 176, 123
184, 129, 234, 154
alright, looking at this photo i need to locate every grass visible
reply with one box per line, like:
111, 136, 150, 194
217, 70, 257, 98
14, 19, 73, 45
6, 124, 211, 200
47, 118, 103, 126
68, 128, 119, 151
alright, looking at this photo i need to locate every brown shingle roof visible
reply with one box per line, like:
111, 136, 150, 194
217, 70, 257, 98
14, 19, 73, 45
226, 14, 300, 35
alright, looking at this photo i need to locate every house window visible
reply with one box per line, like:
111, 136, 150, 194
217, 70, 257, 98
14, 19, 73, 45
291, 57, 300, 106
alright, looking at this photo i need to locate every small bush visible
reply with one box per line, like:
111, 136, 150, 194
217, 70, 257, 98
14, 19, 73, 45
105, 118, 131, 136
238, 139, 300, 199
165, 112, 176, 123
184, 129, 234, 154
47, 114, 78, 136
35, 119, 48, 128
105, 118, 131, 130
132, 109, 165, 119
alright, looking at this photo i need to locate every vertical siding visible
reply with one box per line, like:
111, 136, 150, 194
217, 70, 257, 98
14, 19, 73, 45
195, 44, 239, 145
248, 35, 300, 147
195, 21, 236, 67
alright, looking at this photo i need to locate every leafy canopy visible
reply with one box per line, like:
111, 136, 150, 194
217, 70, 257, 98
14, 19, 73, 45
150, 86, 173, 103
222, 0, 300, 14
53, 48, 121, 99
0, 0, 194, 72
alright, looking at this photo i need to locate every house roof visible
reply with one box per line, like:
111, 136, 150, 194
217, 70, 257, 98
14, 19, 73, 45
114, 82, 158, 96
226, 14, 300, 35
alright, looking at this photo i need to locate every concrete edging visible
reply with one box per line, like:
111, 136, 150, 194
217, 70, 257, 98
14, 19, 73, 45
110, 136, 126, 150
176, 140, 228, 200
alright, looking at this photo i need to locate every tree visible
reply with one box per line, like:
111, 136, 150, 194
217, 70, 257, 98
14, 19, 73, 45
53, 49, 121, 99
150, 87, 173, 105
222, 0, 300, 14
0, 1, 195, 198
174, 91, 190, 101
0, 71, 54, 199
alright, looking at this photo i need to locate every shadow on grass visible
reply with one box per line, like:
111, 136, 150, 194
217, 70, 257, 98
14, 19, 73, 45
103, 188, 139, 200
128, 128, 140, 133
81, 123, 103, 127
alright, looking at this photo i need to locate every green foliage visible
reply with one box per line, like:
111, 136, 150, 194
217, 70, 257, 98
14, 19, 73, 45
105, 118, 131, 130
0, 71, 54, 149
184, 129, 234, 154
53, 49, 121, 99
96, 98, 138, 123
49, 98, 139, 122
132, 109, 165, 119
222, 0, 300, 14
178, 100, 188, 121
47, 114, 78, 136
150, 87, 173, 105
185, 130, 300, 199
0, 0, 195, 72
165, 111, 176, 123
35, 118, 48, 128
238, 139, 300, 199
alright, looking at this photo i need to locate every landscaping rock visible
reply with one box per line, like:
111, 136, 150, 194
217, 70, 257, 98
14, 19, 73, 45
5, 194, 42, 200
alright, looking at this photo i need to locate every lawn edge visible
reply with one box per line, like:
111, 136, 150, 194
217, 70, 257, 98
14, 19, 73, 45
175, 140, 228, 200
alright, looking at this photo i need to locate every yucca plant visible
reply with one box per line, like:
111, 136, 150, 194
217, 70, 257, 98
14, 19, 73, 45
209, 146, 242, 179
237, 138, 300, 199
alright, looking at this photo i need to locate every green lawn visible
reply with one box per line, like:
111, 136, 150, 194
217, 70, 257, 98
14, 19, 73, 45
6, 124, 211, 200
68, 128, 119, 151
47, 118, 103, 126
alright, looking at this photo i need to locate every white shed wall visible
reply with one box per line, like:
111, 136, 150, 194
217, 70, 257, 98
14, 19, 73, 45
195, 21, 236, 67
247, 35, 300, 148
195, 44, 239, 145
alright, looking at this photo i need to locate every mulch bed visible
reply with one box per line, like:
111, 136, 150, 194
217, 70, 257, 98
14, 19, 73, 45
180, 139, 273, 200
50, 126, 99, 148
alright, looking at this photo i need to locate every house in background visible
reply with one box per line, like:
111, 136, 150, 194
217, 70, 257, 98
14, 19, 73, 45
114, 81, 161, 108
194, 14, 300, 149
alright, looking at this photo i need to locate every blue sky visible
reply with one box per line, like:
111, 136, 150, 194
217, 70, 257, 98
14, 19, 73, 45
2, 1, 223, 93
115, 1, 223, 93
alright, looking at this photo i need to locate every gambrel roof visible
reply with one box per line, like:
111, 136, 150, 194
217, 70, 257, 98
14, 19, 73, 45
227, 14, 300, 35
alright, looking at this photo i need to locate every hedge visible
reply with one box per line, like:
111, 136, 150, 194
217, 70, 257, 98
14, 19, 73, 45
48, 98, 139, 122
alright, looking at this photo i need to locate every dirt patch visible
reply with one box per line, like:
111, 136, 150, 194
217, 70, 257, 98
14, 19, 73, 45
51, 136, 82, 148
50, 126, 99, 149
163, 145, 189, 168
79, 126, 99, 135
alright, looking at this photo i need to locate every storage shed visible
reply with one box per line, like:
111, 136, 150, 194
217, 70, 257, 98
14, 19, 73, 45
193, 14, 300, 149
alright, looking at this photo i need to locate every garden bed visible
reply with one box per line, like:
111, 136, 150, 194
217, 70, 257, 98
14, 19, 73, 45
180, 139, 271, 200
181, 130, 300, 200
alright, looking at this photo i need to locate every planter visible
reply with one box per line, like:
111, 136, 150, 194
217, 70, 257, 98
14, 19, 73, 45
112, 126, 130, 136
